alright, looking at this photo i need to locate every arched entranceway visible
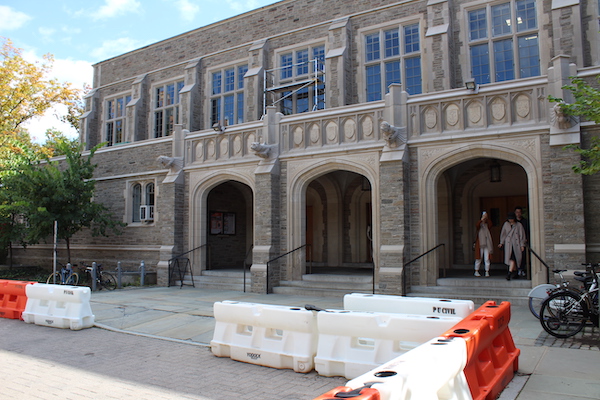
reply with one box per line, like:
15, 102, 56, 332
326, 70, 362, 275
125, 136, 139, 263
437, 158, 529, 277
205, 180, 254, 270
420, 138, 546, 286
305, 170, 373, 272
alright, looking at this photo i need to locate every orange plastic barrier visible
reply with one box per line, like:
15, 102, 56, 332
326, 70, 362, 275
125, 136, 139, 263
0, 280, 36, 320
312, 385, 380, 400
441, 301, 520, 400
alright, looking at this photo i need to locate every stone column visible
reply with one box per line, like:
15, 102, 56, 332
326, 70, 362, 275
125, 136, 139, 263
425, 0, 451, 91
155, 125, 186, 286
551, 0, 584, 68
245, 39, 268, 120
251, 107, 281, 293
378, 84, 410, 294
126, 74, 147, 142
326, 17, 350, 108
180, 58, 202, 131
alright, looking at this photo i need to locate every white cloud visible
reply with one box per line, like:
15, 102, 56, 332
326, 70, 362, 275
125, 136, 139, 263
90, 37, 142, 61
93, 0, 142, 20
0, 6, 32, 31
172, 0, 200, 22
20, 51, 93, 143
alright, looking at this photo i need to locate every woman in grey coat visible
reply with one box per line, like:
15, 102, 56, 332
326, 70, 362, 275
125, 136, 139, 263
498, 212, 526, 280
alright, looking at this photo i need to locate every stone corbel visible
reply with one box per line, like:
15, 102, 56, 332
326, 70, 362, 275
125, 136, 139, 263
380, 121, 408, 163
157, 155, 184, 184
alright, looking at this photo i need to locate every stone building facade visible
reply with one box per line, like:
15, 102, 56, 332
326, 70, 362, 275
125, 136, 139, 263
13, 0, 600, 294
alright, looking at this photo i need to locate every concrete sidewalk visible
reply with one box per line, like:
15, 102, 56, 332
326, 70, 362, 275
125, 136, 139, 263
89, 286, 600, 399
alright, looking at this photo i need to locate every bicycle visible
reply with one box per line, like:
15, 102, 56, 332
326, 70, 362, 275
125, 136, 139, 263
46, 263, 79, 285
77, 262, 117, 291
528, 267, 593, 319
539, 263, 599, 338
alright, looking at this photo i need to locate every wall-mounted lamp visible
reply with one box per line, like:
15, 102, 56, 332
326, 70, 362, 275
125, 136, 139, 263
490, 160, 501, 183
212, 123, 225, 134
465, 80, 479, 93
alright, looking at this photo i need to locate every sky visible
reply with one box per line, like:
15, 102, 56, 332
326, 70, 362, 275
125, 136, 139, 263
1, 0, 279, 142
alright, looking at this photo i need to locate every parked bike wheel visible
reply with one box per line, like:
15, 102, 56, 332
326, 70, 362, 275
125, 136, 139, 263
539, 290, 588, 338
46, 272, 61, 284
528, 284, 557, 319
99, 272, 117, 290
66, 272, 79, 286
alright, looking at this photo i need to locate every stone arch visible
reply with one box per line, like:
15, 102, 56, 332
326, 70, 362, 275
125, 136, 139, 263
288, 159, 379, 279
189, 171, 255, 274
419, 142, 543, 285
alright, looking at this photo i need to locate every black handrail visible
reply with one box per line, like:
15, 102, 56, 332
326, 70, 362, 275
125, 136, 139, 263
243, 245, 253, 292
167, 243, 209, 288
528, 246, 552, 284
402, 243, 446, 296
265, 244, 311, 294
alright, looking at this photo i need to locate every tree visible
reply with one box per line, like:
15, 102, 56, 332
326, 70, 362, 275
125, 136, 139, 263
0, 37, 79, 138
549, 75, 600, 175
6, 140, 125, 262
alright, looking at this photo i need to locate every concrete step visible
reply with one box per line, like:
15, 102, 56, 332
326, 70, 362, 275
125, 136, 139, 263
273, 272, 373, 297
174, 269, 250, 291
407, 276, 532, 306
272, 286, 372, 298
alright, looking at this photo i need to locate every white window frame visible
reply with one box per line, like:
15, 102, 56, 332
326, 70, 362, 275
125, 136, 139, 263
208, 62, 248, 129
104, 92, 131, 146
359, 19, 423, 101
271, 41, 326, 115
466, 0, 540, 85
152, 78, 184, 138
127, 180, 156, 224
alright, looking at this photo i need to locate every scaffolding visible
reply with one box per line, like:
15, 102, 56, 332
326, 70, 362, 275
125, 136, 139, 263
263, 58, 325, 116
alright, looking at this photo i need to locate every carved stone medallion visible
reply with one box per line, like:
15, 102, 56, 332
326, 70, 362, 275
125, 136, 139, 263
233, 135, 242, 155
362, 116, 374, 138
515, 95, 530, 119
195, 142, 204, 161
344, 118, 356, 140
491, 98, 506, 121
310, 124, 320, 144
425, 107, 437, 129
220, 138, 229, 158
293, 126, 304, 147
467, 102, 482, 124
326, 122, 338, 142
446, 104, 460, 127
207, 139, 216, 159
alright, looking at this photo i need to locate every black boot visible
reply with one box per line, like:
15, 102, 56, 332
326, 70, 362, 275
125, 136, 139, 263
506, 272, 511, 281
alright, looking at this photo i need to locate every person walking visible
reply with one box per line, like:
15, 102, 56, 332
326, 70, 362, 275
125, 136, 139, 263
474, 211, 493, 277
498, 212, 526, 280
514, 206, 529, 277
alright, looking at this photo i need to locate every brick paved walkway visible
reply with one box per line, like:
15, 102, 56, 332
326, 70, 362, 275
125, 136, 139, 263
0, 319, 345, 399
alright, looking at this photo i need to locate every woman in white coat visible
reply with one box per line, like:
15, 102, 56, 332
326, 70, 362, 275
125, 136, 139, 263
498, 212, 526, 280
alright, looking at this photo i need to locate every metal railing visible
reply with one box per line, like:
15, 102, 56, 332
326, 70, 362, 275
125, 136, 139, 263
528, 246, 552, 284
168, 244, 210, 288
402, 243, 446, 296
265, 244, 311, 294
243, 245, 253, 292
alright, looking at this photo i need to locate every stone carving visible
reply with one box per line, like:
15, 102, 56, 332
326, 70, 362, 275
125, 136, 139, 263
552, 103, 574, 130
380, 121, 407, 148
156, 155, 183, 172
251, 142, 274, 159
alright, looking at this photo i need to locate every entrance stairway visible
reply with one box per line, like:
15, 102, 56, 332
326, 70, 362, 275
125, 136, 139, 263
194, 269, 251, 291
408, 276, 531, 306
273, 273, 374, 297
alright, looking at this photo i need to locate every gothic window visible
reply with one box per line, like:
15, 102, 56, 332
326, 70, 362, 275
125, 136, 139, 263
153, 80, 184, 138
468, 0, 540, 85
364, 22, 422, 100
105, 94, 131, 146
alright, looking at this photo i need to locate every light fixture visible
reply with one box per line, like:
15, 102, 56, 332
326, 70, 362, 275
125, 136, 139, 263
490, 160, 501, 183
212, 123, 225, 134
465, 80, 479, 93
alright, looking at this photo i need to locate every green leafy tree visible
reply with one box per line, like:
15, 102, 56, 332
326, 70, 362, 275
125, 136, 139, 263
8, 140, 125, 262
549, 75, 600, 175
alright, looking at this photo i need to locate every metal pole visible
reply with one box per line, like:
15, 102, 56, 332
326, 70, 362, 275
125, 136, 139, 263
91, 262, 97, 291
140, 260, 145, 286
52, 221, 58, 284
117, 261, 122, 289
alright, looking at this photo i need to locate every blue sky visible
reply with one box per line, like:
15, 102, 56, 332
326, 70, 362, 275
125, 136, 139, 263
1, 0, 278, 141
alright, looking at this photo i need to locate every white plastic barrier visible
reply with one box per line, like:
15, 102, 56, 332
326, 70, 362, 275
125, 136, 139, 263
314, 310, 463, 379
22, 283, 95, 330
344, 293, 474, 318
210, 301, 318, 373
345, 336, 472, 400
